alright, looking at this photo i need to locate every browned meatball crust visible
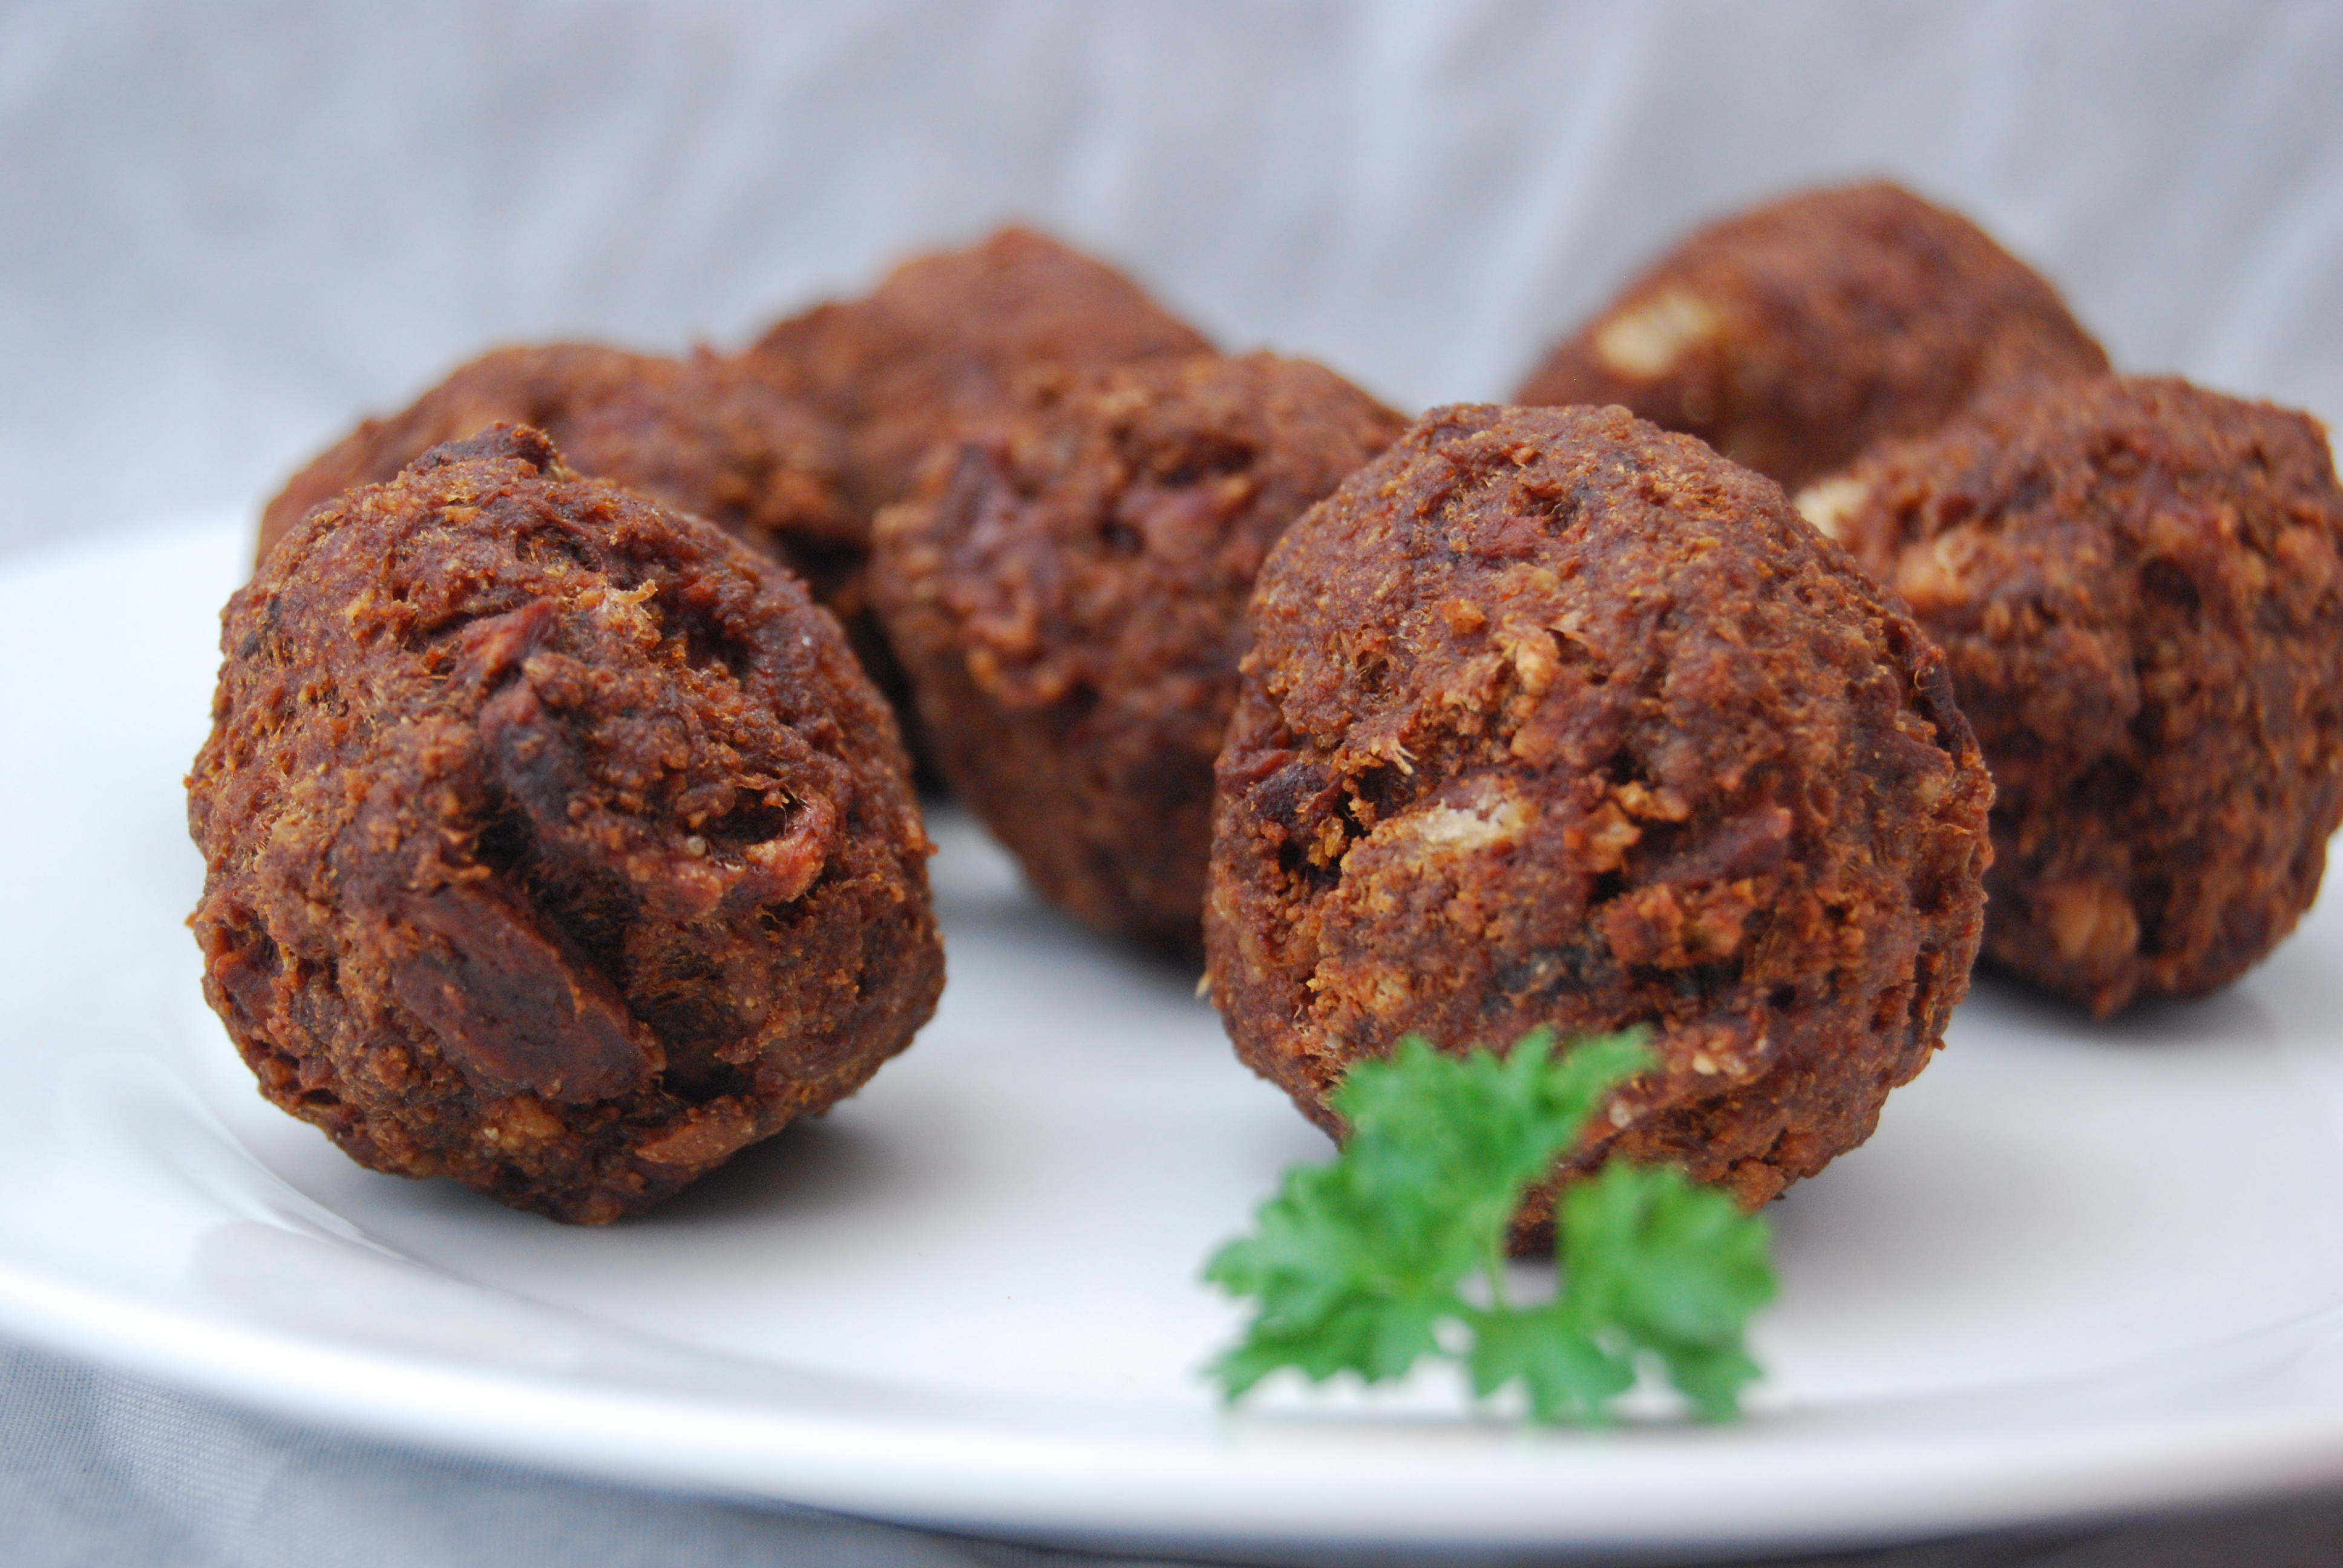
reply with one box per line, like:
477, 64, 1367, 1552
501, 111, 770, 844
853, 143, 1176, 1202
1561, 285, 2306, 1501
1803, 375, 2343, 1016
1515, 182, 2109, 492
749, 228, 1214, 776
750, 226, 1214, 519
1206, 404, 1992, 1232
255, 342, 854, 598
191, 426, 942, 1223
872, 353, 1407, 955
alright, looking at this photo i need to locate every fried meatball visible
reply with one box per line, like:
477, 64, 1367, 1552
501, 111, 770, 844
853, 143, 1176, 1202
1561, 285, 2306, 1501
1801, 375, 2343, 1016
255, 342, 855, 601
751, 225, 1214, 519
749, 228, 1213, 777
1515, 182, 2109, 492
871, 353, 1407, 956
191, 425, 942, 1223
1206, 403, 1992, 1233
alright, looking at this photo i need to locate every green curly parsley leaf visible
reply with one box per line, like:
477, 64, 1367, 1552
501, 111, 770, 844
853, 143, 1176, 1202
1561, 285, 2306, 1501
1553, 1160, 1776, 1421
1204, 1027, 1777, 1424
1461, 1298, 1631, 1425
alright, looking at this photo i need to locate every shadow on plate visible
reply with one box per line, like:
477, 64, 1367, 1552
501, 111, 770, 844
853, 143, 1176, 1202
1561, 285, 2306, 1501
1954, 967, 2279, 1052
641, 1113, 906, 1228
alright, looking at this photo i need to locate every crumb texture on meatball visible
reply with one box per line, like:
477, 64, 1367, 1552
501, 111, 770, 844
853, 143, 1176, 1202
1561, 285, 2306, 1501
752, 225, 1213, 520
191, 425, 942, 1222
1515, 181, 2108, 492
873, 352, 1406, 953
1812, 375, 2343, 1016
750, 227, 1214, 771
255, 344, 852, 584
1205, 404, 1993, 1227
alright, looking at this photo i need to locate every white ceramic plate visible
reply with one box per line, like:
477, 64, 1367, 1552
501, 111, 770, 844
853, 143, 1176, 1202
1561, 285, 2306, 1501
8, 515, 2343, 1560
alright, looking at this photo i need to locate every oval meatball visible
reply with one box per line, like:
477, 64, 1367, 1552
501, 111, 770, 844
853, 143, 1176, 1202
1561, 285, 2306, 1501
191, 425, 942, 1222
1515, 181, 2108, 492
873, 353, 1406, 955
1803, 374, 2343, 1016
1206, 403, 1992, 1235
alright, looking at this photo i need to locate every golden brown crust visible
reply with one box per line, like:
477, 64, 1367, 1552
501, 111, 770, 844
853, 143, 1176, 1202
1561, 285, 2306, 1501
191, 426, 942, 1223
1205, 403, 1992, 1236
1515, 182, 2108, 492
872, 353, 1406, 956
1808, 375, 2343, 1016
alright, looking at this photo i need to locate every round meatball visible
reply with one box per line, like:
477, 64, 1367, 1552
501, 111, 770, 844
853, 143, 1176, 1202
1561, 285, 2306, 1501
751, 227, 1214, 779
191, 425, 942, 1223
1514, 181, 2109, 493
872, 353, 1406, 955
751, 225, 1214, 520
256, 342, 855, 601
1801, 375, 2343, 1016
1206, 404, 1992, 1233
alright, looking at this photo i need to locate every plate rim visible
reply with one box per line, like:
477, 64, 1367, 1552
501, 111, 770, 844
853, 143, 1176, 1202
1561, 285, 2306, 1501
13, 1214, 2343, 1555
11, 513, 2343, 1557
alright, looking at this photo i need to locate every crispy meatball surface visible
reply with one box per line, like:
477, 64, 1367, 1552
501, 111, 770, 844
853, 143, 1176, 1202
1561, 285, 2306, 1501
873, 353, 1407, 955
1803, 375, 2343, 1016
752, 228, 1213, 773
751, 226, 1214, 519
255, 342, 854, 599
191, 426, 942, 1223
1515, 182, 2109, 492
1207, 404, 1992, 1230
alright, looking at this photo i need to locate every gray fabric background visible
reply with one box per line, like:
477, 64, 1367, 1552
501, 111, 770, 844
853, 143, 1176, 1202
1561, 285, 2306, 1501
6, 2, 2343, 1562
5, 0, 2342, 556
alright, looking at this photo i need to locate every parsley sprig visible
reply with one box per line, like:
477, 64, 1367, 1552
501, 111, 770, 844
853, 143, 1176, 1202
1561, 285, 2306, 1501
1204, 1028, 1776, 1423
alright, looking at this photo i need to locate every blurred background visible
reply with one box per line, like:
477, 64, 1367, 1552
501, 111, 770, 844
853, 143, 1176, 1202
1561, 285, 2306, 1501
2, 0, 2339, 560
